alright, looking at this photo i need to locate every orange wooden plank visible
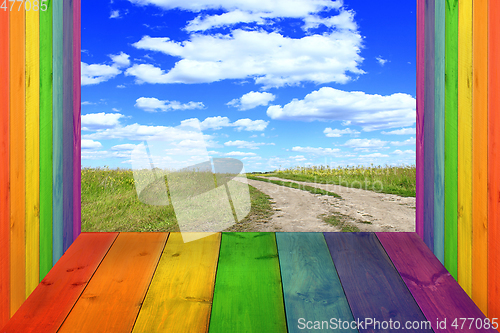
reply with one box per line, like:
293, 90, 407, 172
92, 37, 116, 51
58, 233, 168, 333
0, 233, 118, 333
9, 1, 26, 317
472, 0, 488, 315
0, 3, 10, 328
488, 0, 500, 321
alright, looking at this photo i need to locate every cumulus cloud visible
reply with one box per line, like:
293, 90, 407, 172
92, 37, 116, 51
180, 116, 269, 132
233, 118, 268, 131
81, 112, 124, 131
342, 138, 388, 149
392, 149, 416, 155
267, 87, 416, 131
135, 97, 204, 112
224, 151, 257, 157
376, 55, 389, 66
227, 91, 275, 111
381, 127, 416, 135
390, 137, 416, 146
111, 144, 139, 150
110, 52, 131, 68
324, 127, 360, 137
81, 52, 131, 85
358, 153, 389, 158
224, 140, 267, 149
81, 139, 103, 150
110, 10, 121, 18
291, 146, 341, 155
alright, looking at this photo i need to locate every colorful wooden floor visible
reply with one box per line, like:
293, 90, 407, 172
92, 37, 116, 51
2, 232, 497, 333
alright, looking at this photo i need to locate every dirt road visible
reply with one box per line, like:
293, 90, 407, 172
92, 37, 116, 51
234, 176, 416, 232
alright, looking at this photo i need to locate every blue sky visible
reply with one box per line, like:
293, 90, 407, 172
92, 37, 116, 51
81, 0, 416, 173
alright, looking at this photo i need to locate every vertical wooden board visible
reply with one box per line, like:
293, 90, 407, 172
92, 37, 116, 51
52, 0, 64, 264
323, 233, 433, 333
39, 0, 53, 281
488, 0, 500, 320
25, 5, 40, 297
73, 0, 81, 241
444, 0, 459, 280
434, 0, 445, 264
457, 0, 473, 296
472, 0, 489, 315
424, 0, 435, 252
58, 233, 168, 333
276, 233, 357, 333
9, 2, 26, 317
416, 0, 425, 239
0, 3, 9, 328
132, 233, 220, 333
376, 233, 497, 333
62, 0, 73, 253
209, 233, 287, 333
0, 233, 118, 333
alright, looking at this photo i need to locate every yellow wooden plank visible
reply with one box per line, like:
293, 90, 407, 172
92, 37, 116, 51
25, 2, 40, 298
457, 0, 473, 296
132, 233, 221, 333
472, 0, 488, 314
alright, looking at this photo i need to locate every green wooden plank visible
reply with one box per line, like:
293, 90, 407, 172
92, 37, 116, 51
209, 233, 287, 333
52, 0, 63, 264
444, 0, 459, 280
39, 0, 53, 282
276, 233, 357, 333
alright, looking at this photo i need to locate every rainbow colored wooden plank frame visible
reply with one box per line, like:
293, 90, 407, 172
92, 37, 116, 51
0, 0, 81, 325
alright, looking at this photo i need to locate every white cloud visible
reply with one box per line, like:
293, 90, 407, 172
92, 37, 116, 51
117, 84, 126, 88
381, 127, 416, 135
81, 62, 121, 85
81, 112, 124, 131
128, 28, 363, 88
81, 101, 95, 105
110, 10, 120, 18
227, 91, 275, 111
290, 155, 307, 161
342, 138, 388, 148
291, 146, 340, 155
267, 87, 416, 131
359, 153, 389, 158
233, 118, 268, 131
224, 140, 266, 149
224, 151, 257, 157
324, 127, 360, 137
392, 149, 415, 155
391, 137, 416, 146
181, 116, 268, 132
376, 55, 389, 66
111, 144, 139, 150
303, 10, 357, 31
81, 139, 102, 150
135, 97, 204, 112
110, 52, 131, 68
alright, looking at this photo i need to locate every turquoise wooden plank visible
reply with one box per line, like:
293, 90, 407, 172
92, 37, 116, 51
416, 0, 425, 238
72, 0, 81, 241
276, 233, 357, 333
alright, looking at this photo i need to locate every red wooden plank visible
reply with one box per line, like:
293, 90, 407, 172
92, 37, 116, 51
416, 0, 425, 239
376, 232, 496, 332
0, 233, 118, 333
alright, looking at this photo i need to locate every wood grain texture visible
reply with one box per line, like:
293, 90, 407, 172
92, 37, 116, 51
132, 233, 220, 333
73, 0, 81, 241
25, 5, 40, 297
416, 0, 425, 239
209, 233, 287, 333
488, 0, 500, 321
433, 0, 445, 264
444, 0, 459, 281
323, 233, 432, 333
62, 0, 73, 253
276, 233, 356, 333
472, 0, 489, 315
52, 0, 64, 264
376, 232, 497, 333
424, 0, 435, 253
39, 0, 53, 282
0, 4, 9, 328
9, 3, 26, 317
0, 233, 118, 333
58, 232, 168, 333
457, 0, 473, 296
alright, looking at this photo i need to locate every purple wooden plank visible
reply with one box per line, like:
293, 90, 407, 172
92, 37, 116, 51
377, 232, 497, 333
72, 0, 81, 241
416, 0, 425, 239
323, 233, 432, 333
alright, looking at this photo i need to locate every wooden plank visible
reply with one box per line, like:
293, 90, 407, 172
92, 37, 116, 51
488, 0, 500, 321
25, 3, 40, 297
472, 0, 489, 315
62, 0, 73, 253
0, 3, 9, 328
209, 233, 287, 333
433, 0, 445, 264
457, 0, 473, 296
52, 0, 64, 264
9, 1, 26, 317
323, 233, 433, 332
424, 0, 435, 252
0, 233, 118, 333
276, 233, 356, 333
73, 0, 81, 241
39, 0, 53, 281
58, 232, 168, 333
444, 0, 459, 281
416, 0, 425, 240
376, 232, 497, 333
132, 233, 221, 333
